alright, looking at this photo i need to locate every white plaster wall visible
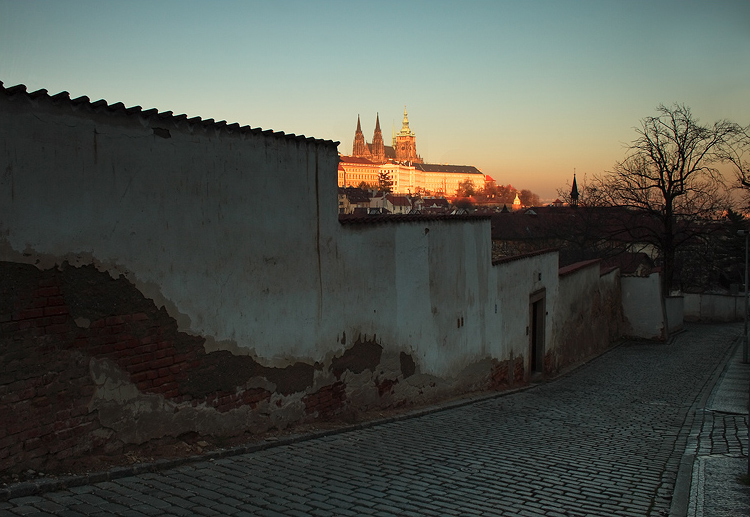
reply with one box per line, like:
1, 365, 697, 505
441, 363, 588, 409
0, 91, 562, 382
0, 93, 340, 365
550, 263, 601, 346
684, 293, 743, 322
332, 220, 501, 377
621, 274, 664, 340
490, 253, 559, 369
665, 296, 684, 333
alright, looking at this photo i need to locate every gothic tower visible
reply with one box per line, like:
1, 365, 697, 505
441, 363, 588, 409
371, 113, 386, 163
395, 107, 422, 163
352, 115, 371, 159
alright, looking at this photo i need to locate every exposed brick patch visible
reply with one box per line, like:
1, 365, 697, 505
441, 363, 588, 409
303, 382, 347, 418
489, 358, 510, 389
0, 261, 308, 474
513, 356, 525, 384
376, 378, 398, 397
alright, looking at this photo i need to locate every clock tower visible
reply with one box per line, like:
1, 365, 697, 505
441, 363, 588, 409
395, 107, 422, 163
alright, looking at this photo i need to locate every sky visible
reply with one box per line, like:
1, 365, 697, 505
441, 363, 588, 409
1, 0, 748, 201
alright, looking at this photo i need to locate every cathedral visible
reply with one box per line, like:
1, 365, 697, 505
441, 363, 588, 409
351, 107, 422, 164
340, 108, 485, 197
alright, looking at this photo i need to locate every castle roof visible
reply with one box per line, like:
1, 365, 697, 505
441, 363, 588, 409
414, 163, 483, 175
339, 155, 377, 165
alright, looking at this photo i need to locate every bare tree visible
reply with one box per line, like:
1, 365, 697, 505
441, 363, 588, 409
593, 103, 740, 292
721, 125, 750, 205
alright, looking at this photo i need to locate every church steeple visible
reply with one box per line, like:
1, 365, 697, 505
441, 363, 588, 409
570, 171, 579, 208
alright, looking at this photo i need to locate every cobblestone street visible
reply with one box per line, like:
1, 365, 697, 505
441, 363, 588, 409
1, 323, 747, 517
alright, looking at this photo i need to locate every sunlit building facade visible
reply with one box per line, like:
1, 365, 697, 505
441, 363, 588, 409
339, 109, 485, 196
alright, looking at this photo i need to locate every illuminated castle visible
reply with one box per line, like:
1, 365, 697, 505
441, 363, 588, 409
340, 108, 484, 196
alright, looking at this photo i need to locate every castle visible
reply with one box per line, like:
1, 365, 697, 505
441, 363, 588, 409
352, 107, 422, 164
339, 108, 485, 196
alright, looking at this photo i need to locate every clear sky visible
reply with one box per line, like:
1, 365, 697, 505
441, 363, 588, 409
1, 0, 748, 200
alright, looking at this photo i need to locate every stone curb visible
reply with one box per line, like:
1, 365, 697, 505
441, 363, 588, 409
0, 340, 628, 502
669, 334, 743, 517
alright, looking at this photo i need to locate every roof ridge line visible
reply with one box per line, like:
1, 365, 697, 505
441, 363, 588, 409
1, 81, 339, 147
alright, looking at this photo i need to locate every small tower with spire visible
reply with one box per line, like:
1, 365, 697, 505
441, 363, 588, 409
570, 171, 579, 208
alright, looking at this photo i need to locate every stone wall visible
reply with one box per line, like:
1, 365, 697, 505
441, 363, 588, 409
551, 261, 623, 373
621, 273, 665, 340
0, 83, 622, 474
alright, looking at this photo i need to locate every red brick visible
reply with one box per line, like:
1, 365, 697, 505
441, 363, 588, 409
136, 381, 153, 391
46, 296, 66, 307
34, 286, 61, 297
114, 340, 132, 352
90, 319, 106, 329
128, 361, 154, 375
45, 323, 70, 334
43, 305, 69, 316
151, 357, 174, 369
110, 324, 128, 335
129, 371, 151, 384
106, 316, 125, 326
33, 298, 50, 308
13, 308, 44, 320
152, 375, 175, 388
37, 277, 58, 287
162, 388, 180, 399
132, 313, 149, 321
2, 321, 20, 333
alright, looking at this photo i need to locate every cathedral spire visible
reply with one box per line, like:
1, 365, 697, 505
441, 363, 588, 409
371, 113, 385, 163
352, 115, 370, 158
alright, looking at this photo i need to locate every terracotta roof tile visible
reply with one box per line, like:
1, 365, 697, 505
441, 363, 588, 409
0, 81, 339, 147
6, 84, 27, 94
51, 91, 70, 101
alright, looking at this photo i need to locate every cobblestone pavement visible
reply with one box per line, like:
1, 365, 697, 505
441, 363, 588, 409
686, 342, 750, 517
0, 323, 744, 517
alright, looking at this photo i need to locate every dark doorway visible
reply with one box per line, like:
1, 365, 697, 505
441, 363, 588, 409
529, 289, 546, 375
